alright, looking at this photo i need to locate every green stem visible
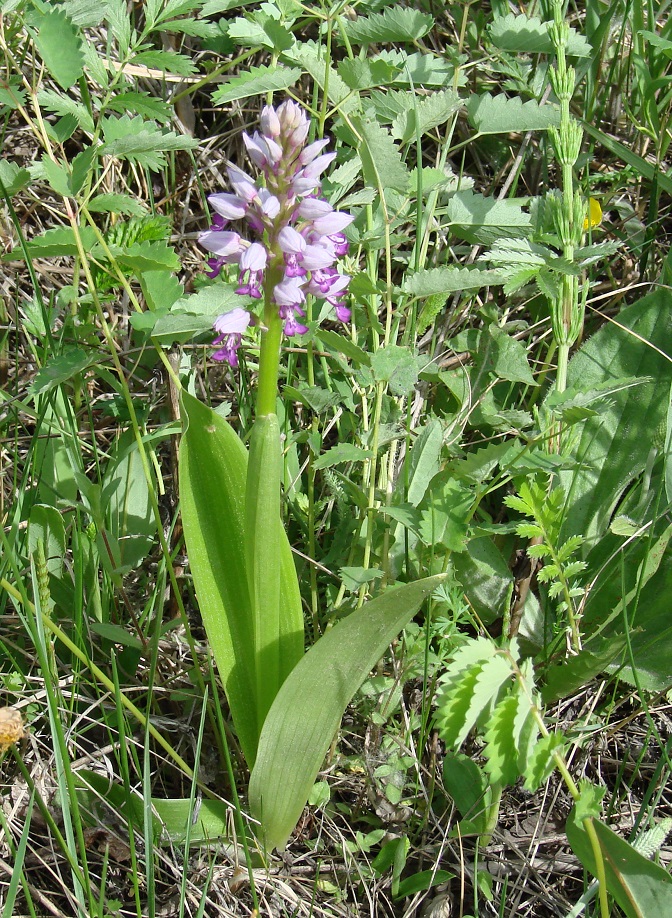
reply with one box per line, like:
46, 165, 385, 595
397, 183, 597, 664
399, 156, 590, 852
256, 288, 284, 417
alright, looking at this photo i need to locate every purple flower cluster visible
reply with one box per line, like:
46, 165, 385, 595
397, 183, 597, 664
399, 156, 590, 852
199, 101, 354, 366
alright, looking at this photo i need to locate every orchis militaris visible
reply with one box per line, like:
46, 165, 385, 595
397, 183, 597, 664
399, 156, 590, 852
199, 100, 353, 385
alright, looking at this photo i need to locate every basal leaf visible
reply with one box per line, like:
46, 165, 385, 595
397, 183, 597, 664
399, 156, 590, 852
249, 574, 445, 851
211, 65, 302, 105
467, 92, 560, 134
566, 813, 672, 918
34, 9, 84, 89
558, 288, 672, 550
179, 392, 303, 767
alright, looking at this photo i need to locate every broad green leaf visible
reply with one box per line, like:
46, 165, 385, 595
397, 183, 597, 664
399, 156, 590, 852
558, 288, 672, 550
246, 415, 299, 733
441, 752, 491, 829
41, 155, 71, 197
342, 8, 434, 45
283, 385, 341, 414
34, 10, 84, 89
211, 65, 302, 105
21, 225, 97, 258
452, 536, 512, 626
249, 574, 445, 851
489, 13, 592, 57
523, 732, 565, 791
179, 392, 303, 766
467, 92, 560, 135
402, 266, 505, 296
566, 813, 672, 917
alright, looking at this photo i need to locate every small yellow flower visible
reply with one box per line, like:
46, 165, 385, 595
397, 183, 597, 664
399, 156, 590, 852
583, 197, 603, 231
0, 706, 24, 753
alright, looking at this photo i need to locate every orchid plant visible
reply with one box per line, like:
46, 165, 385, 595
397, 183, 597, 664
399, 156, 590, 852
178, 101, 444, 852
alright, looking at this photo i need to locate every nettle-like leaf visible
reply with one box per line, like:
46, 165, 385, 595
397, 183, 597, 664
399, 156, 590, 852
437, 641, 564, 791
467, 92, 560, 135
130, 49, 197, 76
102, 115, 198, 170
342, 8, 434, 46
211, 64, 302, 105
350, 115, 409, 195
287, 41, 359, 114
391, 89, 463, 145
489, 13, 593, 57
37, 89, 95, 133
402, 266, 505, 297
33, 8, 84, 90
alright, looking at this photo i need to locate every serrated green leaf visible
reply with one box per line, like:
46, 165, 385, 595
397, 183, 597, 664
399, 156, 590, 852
23, 225, 98, 257
370, 345, 421, 395
448, 190, 532, 245
489, 13, 593, 57
34, 9, 84, 89
352, 115, 409, 195
523, 732, 564, 790
402, 266, 505, 297
283, 385, 341, 414
343, 7, 434, 45
286, 41, 359, 113
483, 694, 520, 785
106, 92, 173, 123
70, 145, 99, 196
467, 93, 560, 134
29, 348, 95, 396
102, 115, 197, 170
131, 49, 197, 76
488, 324, 538, 386
391, 89, 462, 145
37, 89, 95, 133
313, 443, 372, 470
211, 64, 302, 105
159, 17, 219, 38
112, 240, 181, 274
41, 155, 72, 197
87, 193, 147, 216
453, 653, 514, 748
0, 160, 31, 196
337, 58, 399, 92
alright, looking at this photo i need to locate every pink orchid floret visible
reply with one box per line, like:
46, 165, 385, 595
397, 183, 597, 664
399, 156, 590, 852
198, 99, 354, 359
212, 308, 251, 366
